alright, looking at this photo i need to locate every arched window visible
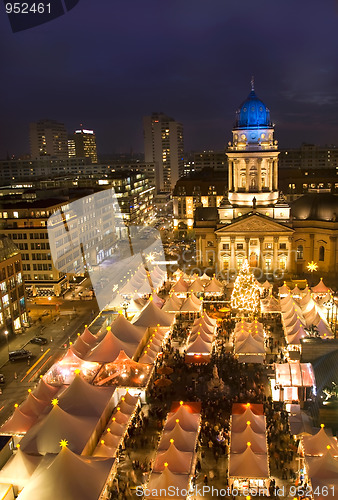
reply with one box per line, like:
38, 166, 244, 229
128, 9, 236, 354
319, 246, 325, 262
297, 245, 303, 260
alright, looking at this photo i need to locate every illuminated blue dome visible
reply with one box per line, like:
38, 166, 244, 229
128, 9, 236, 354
235, 87, 271, 129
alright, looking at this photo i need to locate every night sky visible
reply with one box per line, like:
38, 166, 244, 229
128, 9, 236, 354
1, 0, 338, 158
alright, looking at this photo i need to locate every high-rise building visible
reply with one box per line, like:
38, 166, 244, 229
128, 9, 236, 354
0, 236, 28, 334
70, 128, 98, 163
143, 112, 184, 193
29, 119, 68, 159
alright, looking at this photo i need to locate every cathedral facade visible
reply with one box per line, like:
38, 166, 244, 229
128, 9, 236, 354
194, 83, 338, 279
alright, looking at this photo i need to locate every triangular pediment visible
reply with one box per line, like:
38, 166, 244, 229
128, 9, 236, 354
216, 213, 294, 234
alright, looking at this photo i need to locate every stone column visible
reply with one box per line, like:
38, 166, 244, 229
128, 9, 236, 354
229, 161, 233, 191
233, 161, 238, 192
230, 237, 236, 270
273, 159, 278, 191
245, 237, 250, 259
269, 159, 273, 190
273, 236, 279, 271
287, 236, 293, 273
259, 237, 264, 269
245, 159, 250, 192
257, 159, 262, 191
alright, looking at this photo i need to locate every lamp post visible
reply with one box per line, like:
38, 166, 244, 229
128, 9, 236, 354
4, 330, 9, 357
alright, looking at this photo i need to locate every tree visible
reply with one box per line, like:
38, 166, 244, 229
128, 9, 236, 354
231, 259, 260, 315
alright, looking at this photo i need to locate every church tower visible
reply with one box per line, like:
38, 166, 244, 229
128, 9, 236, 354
227, 78, 279, 207
219, 79, 290, 222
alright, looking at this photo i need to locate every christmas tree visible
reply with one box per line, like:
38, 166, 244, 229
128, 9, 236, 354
231, 259, 260, 314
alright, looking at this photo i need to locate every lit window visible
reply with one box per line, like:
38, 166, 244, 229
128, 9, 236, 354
13, 212, 18, 218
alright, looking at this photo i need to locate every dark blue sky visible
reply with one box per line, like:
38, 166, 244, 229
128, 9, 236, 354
1, 0, 338, 158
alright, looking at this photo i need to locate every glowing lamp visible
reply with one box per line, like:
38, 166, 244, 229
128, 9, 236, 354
28, 389, 31, 393
74, 369, 81, 375
121, 397, 125, 401
40, 375, 43, 379
52, 398, 59, 406
246, 403, 251, 408
247, 442, 251, 447
16, 444, 20, 449
176, 419, 180, 423
85, 325, 87, 328
149, 296, 153, 302
327, 445, 331, 450
112, 417, 116, 422
14, 404, 18, 408
246, 421, 251, 426
100, 440, 105, 445
246, 496, 251, 500
179, 401, 184, 406
170, 439, 174, 444
117, 407, 120, 411
77, 332, 80, 336
107, 428, 111, 433
164, 462, 168, 467
118, 310, 123, 315
60, 439, 68, 448
321, 424, 325, 428
157, 324, 160, 327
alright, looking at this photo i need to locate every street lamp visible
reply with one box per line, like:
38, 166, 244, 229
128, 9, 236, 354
4, 330, 9, 356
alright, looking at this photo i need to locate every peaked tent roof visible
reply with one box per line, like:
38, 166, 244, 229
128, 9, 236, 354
57, 374, 114, 417
0, 448, 42, 490
171, 277, 189, 293
19, 393, 48, 418
180, 296, 202, 313
229, 446, 269, 478
235, 334, 265, 354
165, 406, 200, 432
186, 335, 212, 354
162, 296, 182, 312
0, 407, 37, 435
147, 468, 189, 499
80, 327, 98, 346
20, 404, 97, 455
188, 279, 205, 293
17, 446, 114, 500
32, 378, 59, 402
312, 278, 330, 294
158, 422, 196, 452
153, 442, 193, 474
110, 313, 147, 343
302, 428, 338, 456
189, 331, 213, 344
230, 426, 267, 454
72, 337, 91, 357
204, 278, 223, 293
85, 331, 137, 363
231, 409, 266, 434
132, 300, 175, 327
306, 451, 338, 479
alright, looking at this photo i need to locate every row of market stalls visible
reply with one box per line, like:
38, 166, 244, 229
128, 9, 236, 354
170, 274, 223, 298
162, 293, 203, 316
228, 403, 270, 494
145, 401, 201, 499
279, 279, 333, 347
299, 426, 338, 499
233, 320, 266, 364
185, 313, 217, 363
0, 292, 177, 499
